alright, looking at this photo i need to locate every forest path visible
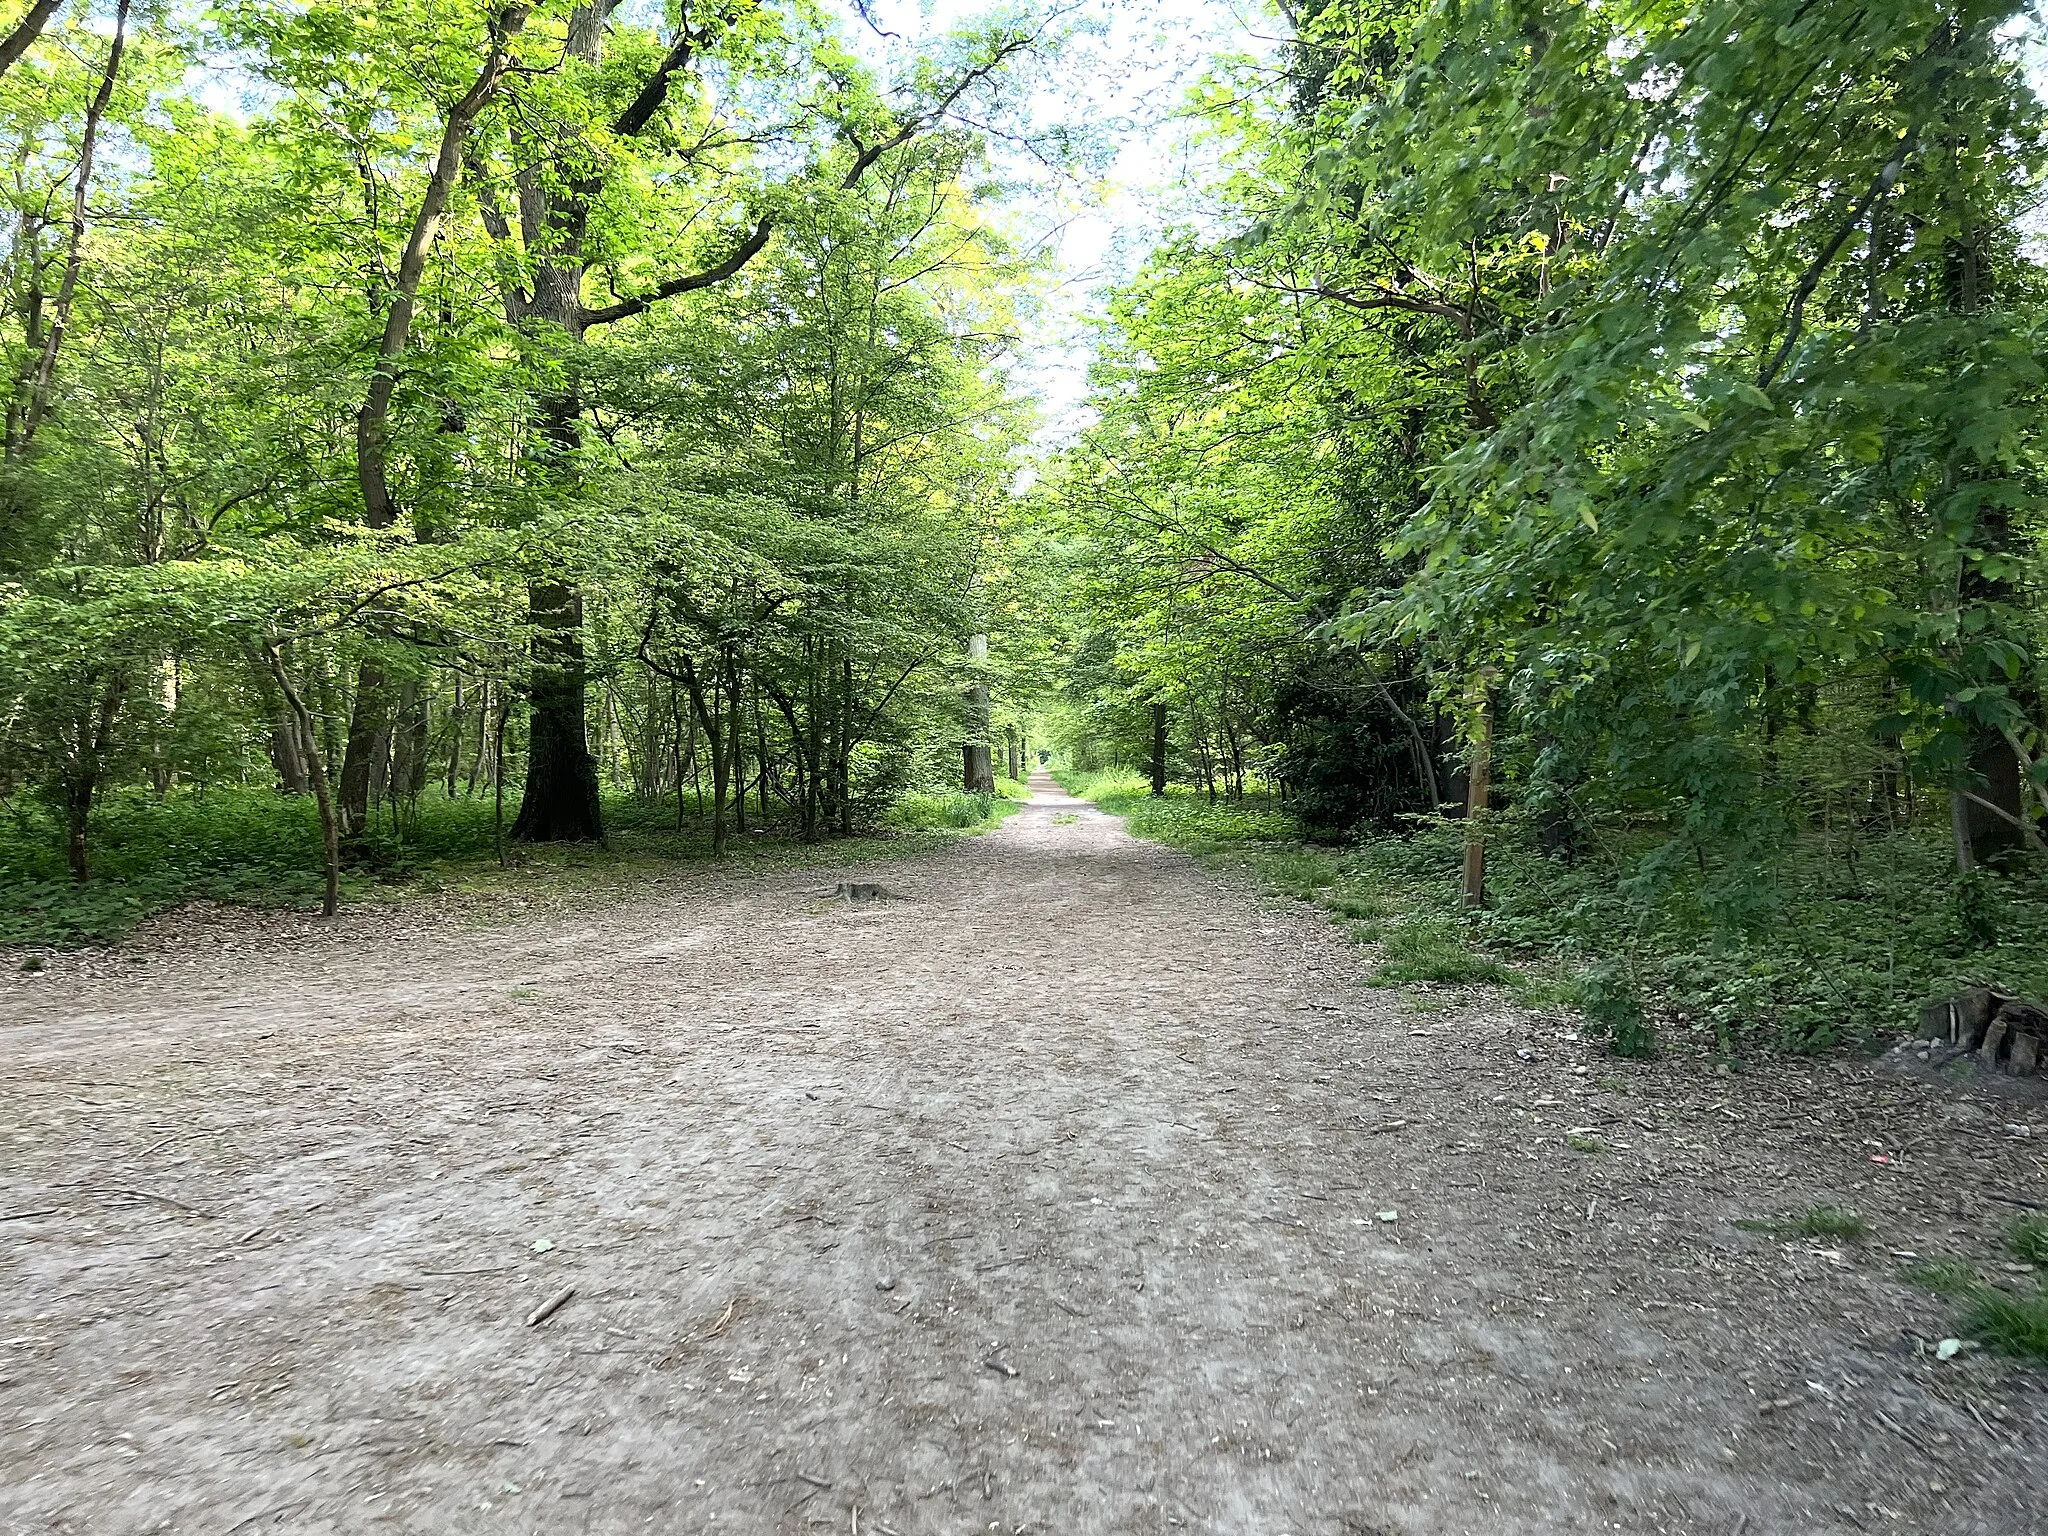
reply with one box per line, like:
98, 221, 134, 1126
3, 775, 2043, 1536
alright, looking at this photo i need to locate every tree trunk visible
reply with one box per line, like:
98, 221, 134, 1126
1149, 701, 1168, 797
444, 677, 464, 797
678, 652, 727, 854
962, 633, 994, 792
272, 705, 310, 794
263, 645, 338, 917
684, 684, 700, 831
465, 680, 490, 797
1954, 732, 2027, 867
1461, 688, 1495, 911
335, 661, 387, 837
509, 581, 602, 840
1221, 701, 1245, 798
493, 688, 512, 867
0, 0, 63, 81
63, 671, 126, 882
391, 681, 428, 800
11, 0, 128, 455
728, 651, 747, 836
836, 651, 854, 834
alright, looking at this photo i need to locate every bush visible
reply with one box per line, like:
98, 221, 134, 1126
1574, 961, 1655, 1059
882, 789, 1009, 831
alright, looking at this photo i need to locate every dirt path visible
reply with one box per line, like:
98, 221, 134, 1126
3, 773, 2043, 1536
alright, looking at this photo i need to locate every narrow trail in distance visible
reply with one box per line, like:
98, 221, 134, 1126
3, 772, 2042, 1535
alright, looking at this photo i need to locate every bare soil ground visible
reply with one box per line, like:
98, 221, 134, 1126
4, 774, 2045, 1536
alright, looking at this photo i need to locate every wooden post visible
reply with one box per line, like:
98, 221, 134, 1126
1461, 679, 1495, 911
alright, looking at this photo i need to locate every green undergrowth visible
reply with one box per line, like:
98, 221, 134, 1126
1907, 1219, 2048, 1364
1060, 768, 1296, 849
1063, 769, 1531, 997
882, 780, 1029, 834
1465, 810, 2048, 1058
0, 784, 990, 948
1063, 768, 2048, 1060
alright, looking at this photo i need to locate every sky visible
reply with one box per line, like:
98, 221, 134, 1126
825, 0, 1278, 442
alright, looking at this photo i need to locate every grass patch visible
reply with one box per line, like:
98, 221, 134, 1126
1737, 1204, 1871, 1242
1325, 891, 1389, 921
1062, 770, 1296, 853
1461, 811, 2048, 1057
1369, 917, 1520, 987
1962, 1287, 2048, 1361
1904, 1258, 1983, 1296
1062, 769, 1528, 995
1796, 1205, 1871, 1241
1065, 762, 2048, 1062
1905, 1244, 2048, 1364
2007, 1215, 2048, 1266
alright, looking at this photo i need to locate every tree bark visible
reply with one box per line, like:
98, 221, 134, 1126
0, 0, 62, 80
335, 662, 387, 836
1149, 701, 1168, 797
1461, 687, 1495, 911
510, 579, 603, 840
63, 670, 127, 881
962, 633, 994, 792
271, 704, 310, 794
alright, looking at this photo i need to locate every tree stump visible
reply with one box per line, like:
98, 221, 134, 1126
1918, 991, 2044, 1076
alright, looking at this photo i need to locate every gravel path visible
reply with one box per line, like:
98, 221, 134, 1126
3, 773, 2044, 1536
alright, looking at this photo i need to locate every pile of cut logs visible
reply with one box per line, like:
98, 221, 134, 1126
1917, 988, 2046, 1077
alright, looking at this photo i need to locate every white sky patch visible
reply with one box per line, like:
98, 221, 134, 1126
831, 0, 1275, 445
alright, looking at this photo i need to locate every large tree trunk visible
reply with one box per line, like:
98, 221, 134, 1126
335, 661, 387, 836
511, 580, 603, 840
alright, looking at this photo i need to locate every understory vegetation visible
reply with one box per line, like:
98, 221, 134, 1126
0, 778, 1025, 945
1065, 767, 2048, 1057
1910, 1217, 2048, 1364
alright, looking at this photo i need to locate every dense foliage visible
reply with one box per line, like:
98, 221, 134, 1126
0, 0, 1060, 928
1046, 0, 2048, 1051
